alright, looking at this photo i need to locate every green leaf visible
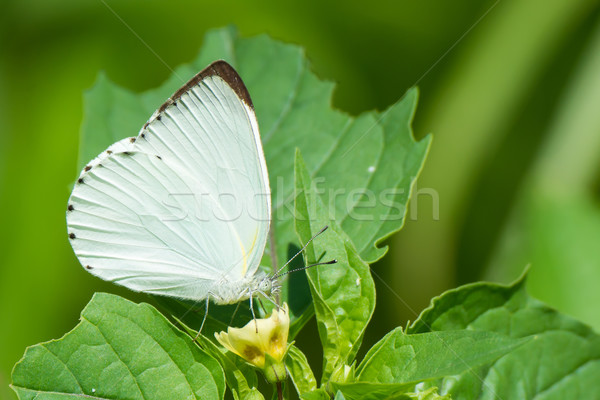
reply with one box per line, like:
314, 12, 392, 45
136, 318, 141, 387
356, 329, 526, 384
333, 384, 450, 400
330, 382, 413, 400
170, 315, 262, 400
195, 335, 263, 400
407, 273, 600, 399
294, 150, 376, 381
334, 391, 347, 400
286, 345, 317, 395
77, 26, 429, 329
300, 389, 331, 400
11, 293, 225, 400
403, 387, 450, 400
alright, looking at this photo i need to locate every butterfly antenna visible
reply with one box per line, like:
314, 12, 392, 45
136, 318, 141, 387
272, 225, 330, 278
274, 259, 337, 280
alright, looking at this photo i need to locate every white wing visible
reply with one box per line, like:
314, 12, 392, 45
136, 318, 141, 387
67, 61, 271, 302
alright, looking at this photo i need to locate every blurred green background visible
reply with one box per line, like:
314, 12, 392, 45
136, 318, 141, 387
2, 0, 600, 397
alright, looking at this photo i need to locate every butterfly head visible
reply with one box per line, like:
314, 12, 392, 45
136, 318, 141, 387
258, 275, 281, 296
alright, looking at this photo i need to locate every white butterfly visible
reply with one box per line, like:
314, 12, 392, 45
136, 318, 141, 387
67, 61, 280, 323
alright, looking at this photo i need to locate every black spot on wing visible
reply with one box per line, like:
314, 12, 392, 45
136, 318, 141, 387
85, 265, 93, 270
77, 178, 84, 184
69, 233, 76, 239
84, 165, 92, 172
68, 204, 74, 211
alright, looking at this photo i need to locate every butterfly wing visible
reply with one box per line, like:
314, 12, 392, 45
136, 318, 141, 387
67, 61, 271, 301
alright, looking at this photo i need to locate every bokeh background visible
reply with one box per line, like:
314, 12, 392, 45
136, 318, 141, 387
2, 0, 600, 397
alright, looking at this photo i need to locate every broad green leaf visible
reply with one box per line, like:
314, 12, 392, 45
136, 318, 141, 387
286, 345, 317, 395
407, 273, 600, 399
11, 293, 224, 400
356, 329, 526, 383
77, 26, 429, 328
294, 150, 376, 381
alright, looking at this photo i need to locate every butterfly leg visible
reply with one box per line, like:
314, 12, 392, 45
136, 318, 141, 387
257, 297, 267, 314
195, 295, 211, 341
257, 289, 280, 310
248, 294, 259, 333
229, 301, 242, 326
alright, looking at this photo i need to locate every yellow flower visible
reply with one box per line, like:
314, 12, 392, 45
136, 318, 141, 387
215, 303, 290, 381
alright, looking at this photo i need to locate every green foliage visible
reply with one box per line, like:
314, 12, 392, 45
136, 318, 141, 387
407, 273, 600, 399
293, 151, 526, 400
10, 27, 600, 400
294, 150, 376, 381
11, 293, 224, 400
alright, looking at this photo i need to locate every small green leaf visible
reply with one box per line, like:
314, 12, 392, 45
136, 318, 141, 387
294, 150, 376, 381
171, 316, 262, 400
357, 329, 526, 384
11, 293, 225, 400
403, 387, 451, 400
330, 382, 413, 400
407, 272, 600, 399
286, 345, 317, 395
335, 384, 451, 400
334, 390, 347, 400
300, 388, 331, 400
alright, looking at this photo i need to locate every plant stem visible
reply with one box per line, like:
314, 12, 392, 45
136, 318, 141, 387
269, 222, 281, 305
276, 382, 283, 400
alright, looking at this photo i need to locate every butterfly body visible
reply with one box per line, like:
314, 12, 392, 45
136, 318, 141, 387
208, 271, 278, 305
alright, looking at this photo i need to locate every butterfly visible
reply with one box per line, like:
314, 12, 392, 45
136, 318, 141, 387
67, 61, 283, 328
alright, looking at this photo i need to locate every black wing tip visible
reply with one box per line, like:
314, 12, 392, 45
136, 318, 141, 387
158, 60, 253, 114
